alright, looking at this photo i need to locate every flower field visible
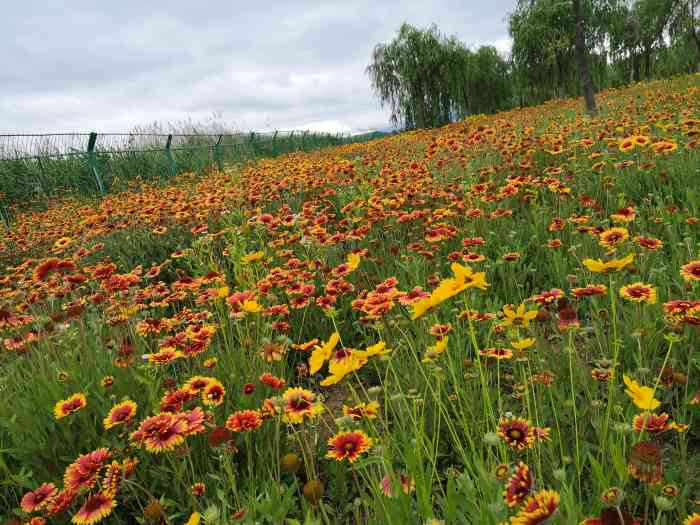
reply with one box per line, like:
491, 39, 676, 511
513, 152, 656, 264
1, 75, 700, 525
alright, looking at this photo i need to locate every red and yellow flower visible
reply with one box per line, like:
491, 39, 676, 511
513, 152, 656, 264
225, 410, 263, 432
619, 282, 657, 304
103, 399, 137, 430
326, 430, 373, 463
54, 393, 87, 420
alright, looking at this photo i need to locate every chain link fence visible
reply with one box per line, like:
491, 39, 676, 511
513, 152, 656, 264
0, 130, 383, 217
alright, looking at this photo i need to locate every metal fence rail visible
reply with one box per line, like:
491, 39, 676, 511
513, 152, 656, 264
0, 129, 381, 215
0, 130, 346, 161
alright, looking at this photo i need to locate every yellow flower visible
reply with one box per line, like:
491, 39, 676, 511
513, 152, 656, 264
328, 351, 367, 378
511, 337, 535, 350
411, 296, 437, 320
321, 341, 391, 386
241, 251, 264, 264
501, 304, 538, 328
671, 422, 688, 433
356, 341, 391, 358
411, 263, 488, 320
184, 512, 201, 525
623, 375, 660, 410
422, 336, 448, 363
450, 262, 489, 290
309, 332, 340, 374
216, 286, 229, 298
320, 352, 367, 386
319, 373, 344, 386
242, 299, 262, 313
583, 253, 635, 273
343, 401, 381, 420
346, 252, 361, 272
432, 277, 469, 302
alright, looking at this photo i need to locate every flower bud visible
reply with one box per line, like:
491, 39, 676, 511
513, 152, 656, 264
303, 480, 325, 505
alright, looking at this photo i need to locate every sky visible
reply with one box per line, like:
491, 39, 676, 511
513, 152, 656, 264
0, 1, 515, 135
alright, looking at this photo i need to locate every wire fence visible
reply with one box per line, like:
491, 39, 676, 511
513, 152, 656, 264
0, 130, 383, 218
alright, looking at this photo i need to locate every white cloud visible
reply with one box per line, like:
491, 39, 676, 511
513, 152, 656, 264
494, 36, 513, 56
0, 0, 517, 133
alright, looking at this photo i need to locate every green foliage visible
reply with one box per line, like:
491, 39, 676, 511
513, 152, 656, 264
509, 0, 700, 104
366, 23, 512, 129
0, 131, 386, 212
367, 2, 699, 129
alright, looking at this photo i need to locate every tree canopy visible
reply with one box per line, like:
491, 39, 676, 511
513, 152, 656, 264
368, 2, 699, 130
366, 23, 511, 130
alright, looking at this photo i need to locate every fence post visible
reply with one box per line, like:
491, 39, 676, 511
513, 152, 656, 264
165, 134, 177, 178
248, 132, 256, 159
0, 167, 9, 225
87, 132, 106, 195
214, 135, 224, 171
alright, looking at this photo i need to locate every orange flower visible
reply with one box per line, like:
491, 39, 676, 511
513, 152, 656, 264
628, 440, 663, 484
130, 413, 189, 453
225, 410, 263, 432
572, 284, 607, 297
632, 412, 672, 434
635, 236, 663, 250
64, 448, 112, 492
683, 513, 700, 525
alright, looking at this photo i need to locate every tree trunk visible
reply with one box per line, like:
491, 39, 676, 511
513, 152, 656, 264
572, 0, 598, 115
556, 53, 567, 99
690, 1, 700, 72
643, 47, 652, 79
629, 53, 636, 83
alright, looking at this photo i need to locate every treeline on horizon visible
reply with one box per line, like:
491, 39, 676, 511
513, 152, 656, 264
367, 0, 700, 129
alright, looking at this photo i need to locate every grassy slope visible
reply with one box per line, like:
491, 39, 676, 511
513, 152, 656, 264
0, 75, 699, 524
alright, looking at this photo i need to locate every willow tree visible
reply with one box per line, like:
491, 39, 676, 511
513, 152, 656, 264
573, 0, 598, 114
366, 23, 511, 130
509, 0, 578, 104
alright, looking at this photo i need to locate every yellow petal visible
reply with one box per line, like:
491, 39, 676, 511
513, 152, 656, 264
185, 513, 201, 525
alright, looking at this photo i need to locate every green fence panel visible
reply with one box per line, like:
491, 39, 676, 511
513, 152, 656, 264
0, 129, 386, 215
87, 132, 106, 195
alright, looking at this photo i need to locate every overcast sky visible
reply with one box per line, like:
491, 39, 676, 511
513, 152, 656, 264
1, 1, 515, 134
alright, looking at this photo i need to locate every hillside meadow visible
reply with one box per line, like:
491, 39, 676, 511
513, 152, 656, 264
1, 75, 700, 525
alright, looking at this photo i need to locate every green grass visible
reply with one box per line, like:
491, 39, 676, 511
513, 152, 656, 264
0, 76, 698, 524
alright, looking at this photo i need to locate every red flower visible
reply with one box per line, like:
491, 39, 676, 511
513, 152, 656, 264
326, 430, 373, 462
71, 492, 116, 525
225, 410, 263, 432
503, 462, 533, 507
21, 483, 57, 513
628, 441, 663, 484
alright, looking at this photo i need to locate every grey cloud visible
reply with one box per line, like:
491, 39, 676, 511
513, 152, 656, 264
1, 0, 516, 133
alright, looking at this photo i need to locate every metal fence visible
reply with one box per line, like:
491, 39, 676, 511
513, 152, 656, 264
0, 130, 379, 213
